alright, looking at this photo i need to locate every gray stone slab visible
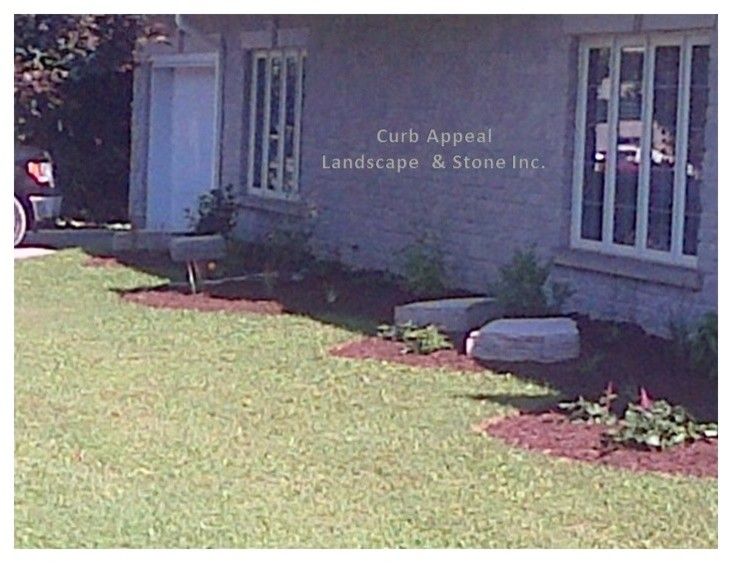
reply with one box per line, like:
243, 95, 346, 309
394, 297, 499, 333
169, 234, 227, 262
113, 231, 171, 252
469, 317, 580, 363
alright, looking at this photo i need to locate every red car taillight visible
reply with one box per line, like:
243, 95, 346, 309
26, 160, 54, 186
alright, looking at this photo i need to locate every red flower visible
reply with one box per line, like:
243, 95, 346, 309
639, 387, 653, 409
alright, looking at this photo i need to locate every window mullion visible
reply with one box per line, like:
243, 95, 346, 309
602, 39, 621, 248
260, 52, 273, 191
635, 39, 655, 251
247, 53, 260, 191
671, 37, 692, 258
275, 51, 288, 196
292, 51, 305, 195
571, 44, 590, 245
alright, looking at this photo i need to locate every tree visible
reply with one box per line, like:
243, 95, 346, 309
14, 15, 168, 221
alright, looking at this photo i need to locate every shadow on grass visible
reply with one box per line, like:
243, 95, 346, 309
97, 247, 473, 337
86, 247, 717, 422
466, 317, 718, 422
454, 392, 560, 413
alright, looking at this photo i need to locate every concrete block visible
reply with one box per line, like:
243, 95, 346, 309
470, 317, 580, 363
169, 234, 227, 262
394, 297, 500, 333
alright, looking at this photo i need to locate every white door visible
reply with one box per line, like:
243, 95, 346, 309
146, 57, 218, 232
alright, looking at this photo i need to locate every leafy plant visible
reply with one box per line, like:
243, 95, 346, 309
186, 184, 240, 237
604, 399, 717, 451
490, 247, 571, 317
667, 311, 718, 381
377, 322, 453, 355
558, 382, 617, 425
400, 239, 445, 297
559, 385, 718, 450
691, 313, 717, 381
324, 286, 339, 304
577, 353, 606, 379
263, 227, 314, 272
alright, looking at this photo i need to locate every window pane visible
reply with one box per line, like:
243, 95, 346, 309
252, 56, 266, 187
684, 45, 710, 256
647, 46, 680, 251
613, 46, 644, 246
580, 47, 610, 241
267, 54, 282, 190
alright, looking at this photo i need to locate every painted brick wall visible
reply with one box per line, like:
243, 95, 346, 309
129, 14, 717, 336
295, 15, 575, 290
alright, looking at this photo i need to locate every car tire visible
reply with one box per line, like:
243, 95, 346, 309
14, 195, 28, 247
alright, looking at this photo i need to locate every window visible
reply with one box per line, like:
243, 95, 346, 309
571, 34, 710, 267
247, 48, 306, 198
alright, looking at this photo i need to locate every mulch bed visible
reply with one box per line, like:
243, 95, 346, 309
122, 287, 284, 315
329, 317, 717, 422
116, 267, 435, 324
479, 411, 717, 478
83, 256, 125, 268
330, 337, 486, 372
109, 252, 716, 421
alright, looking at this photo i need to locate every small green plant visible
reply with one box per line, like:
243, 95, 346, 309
324, 285, 339, 304
691, 313, 717, 381
667, 311, 718, 381
377, 322, 453, 355
577, 353, 606, 379
558, 382, 617, 425
559, 385, 718, 450
185, 184, 240, 237
263, 227, 314, 272
400, 239, 445, 297
490, 247, 571, 317
605, 399, 717, 451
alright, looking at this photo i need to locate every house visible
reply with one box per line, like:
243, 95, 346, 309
128, 14, 718, 336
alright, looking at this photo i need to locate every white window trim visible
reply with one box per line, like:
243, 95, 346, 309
148, 51, 224, 193
246, 48, 306, 200
570, 32, 710, 268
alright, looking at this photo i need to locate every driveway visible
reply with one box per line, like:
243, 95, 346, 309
14, 247, 56, 260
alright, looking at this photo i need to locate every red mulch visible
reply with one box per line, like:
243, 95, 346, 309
480, 411, 717, 479
122, 288, 284, 315
83, 256, 125, 268
330, 337, 486, 372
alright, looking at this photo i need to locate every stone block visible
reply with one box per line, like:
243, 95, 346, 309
394, 297, 499, 333
469, 317, 580, 363
169, 234, 227, 262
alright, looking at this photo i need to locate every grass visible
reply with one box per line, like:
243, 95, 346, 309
14, 250, 717, 548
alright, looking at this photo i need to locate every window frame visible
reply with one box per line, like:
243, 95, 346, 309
570, 32, 710, 268
246, 47, 306, 200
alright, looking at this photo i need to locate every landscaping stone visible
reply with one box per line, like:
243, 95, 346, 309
468, 317, 580, 363
394, 297, 499, 333
169, 234, 226, 263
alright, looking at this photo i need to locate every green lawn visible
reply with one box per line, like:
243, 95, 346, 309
14, 250, 717, 548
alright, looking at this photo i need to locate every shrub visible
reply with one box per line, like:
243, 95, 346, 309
490, 247, 571, 317
264, 227, 314, 272
667, 311, 718, 381
186, 184, 240, 237
691, 313, 717, 381
400, 240, 445, 297
377, 322, 453, 355
558, 382, 617, 425
604, 399, 717, 451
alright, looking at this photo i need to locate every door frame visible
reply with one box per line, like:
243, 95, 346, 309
146, 51, 223, 231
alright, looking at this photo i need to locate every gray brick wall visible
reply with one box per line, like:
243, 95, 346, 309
129, 14, 718, 336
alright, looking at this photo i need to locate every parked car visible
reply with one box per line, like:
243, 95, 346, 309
14, 144, 62, 246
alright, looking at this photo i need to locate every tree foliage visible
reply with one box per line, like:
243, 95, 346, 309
14, 15, 168, 220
